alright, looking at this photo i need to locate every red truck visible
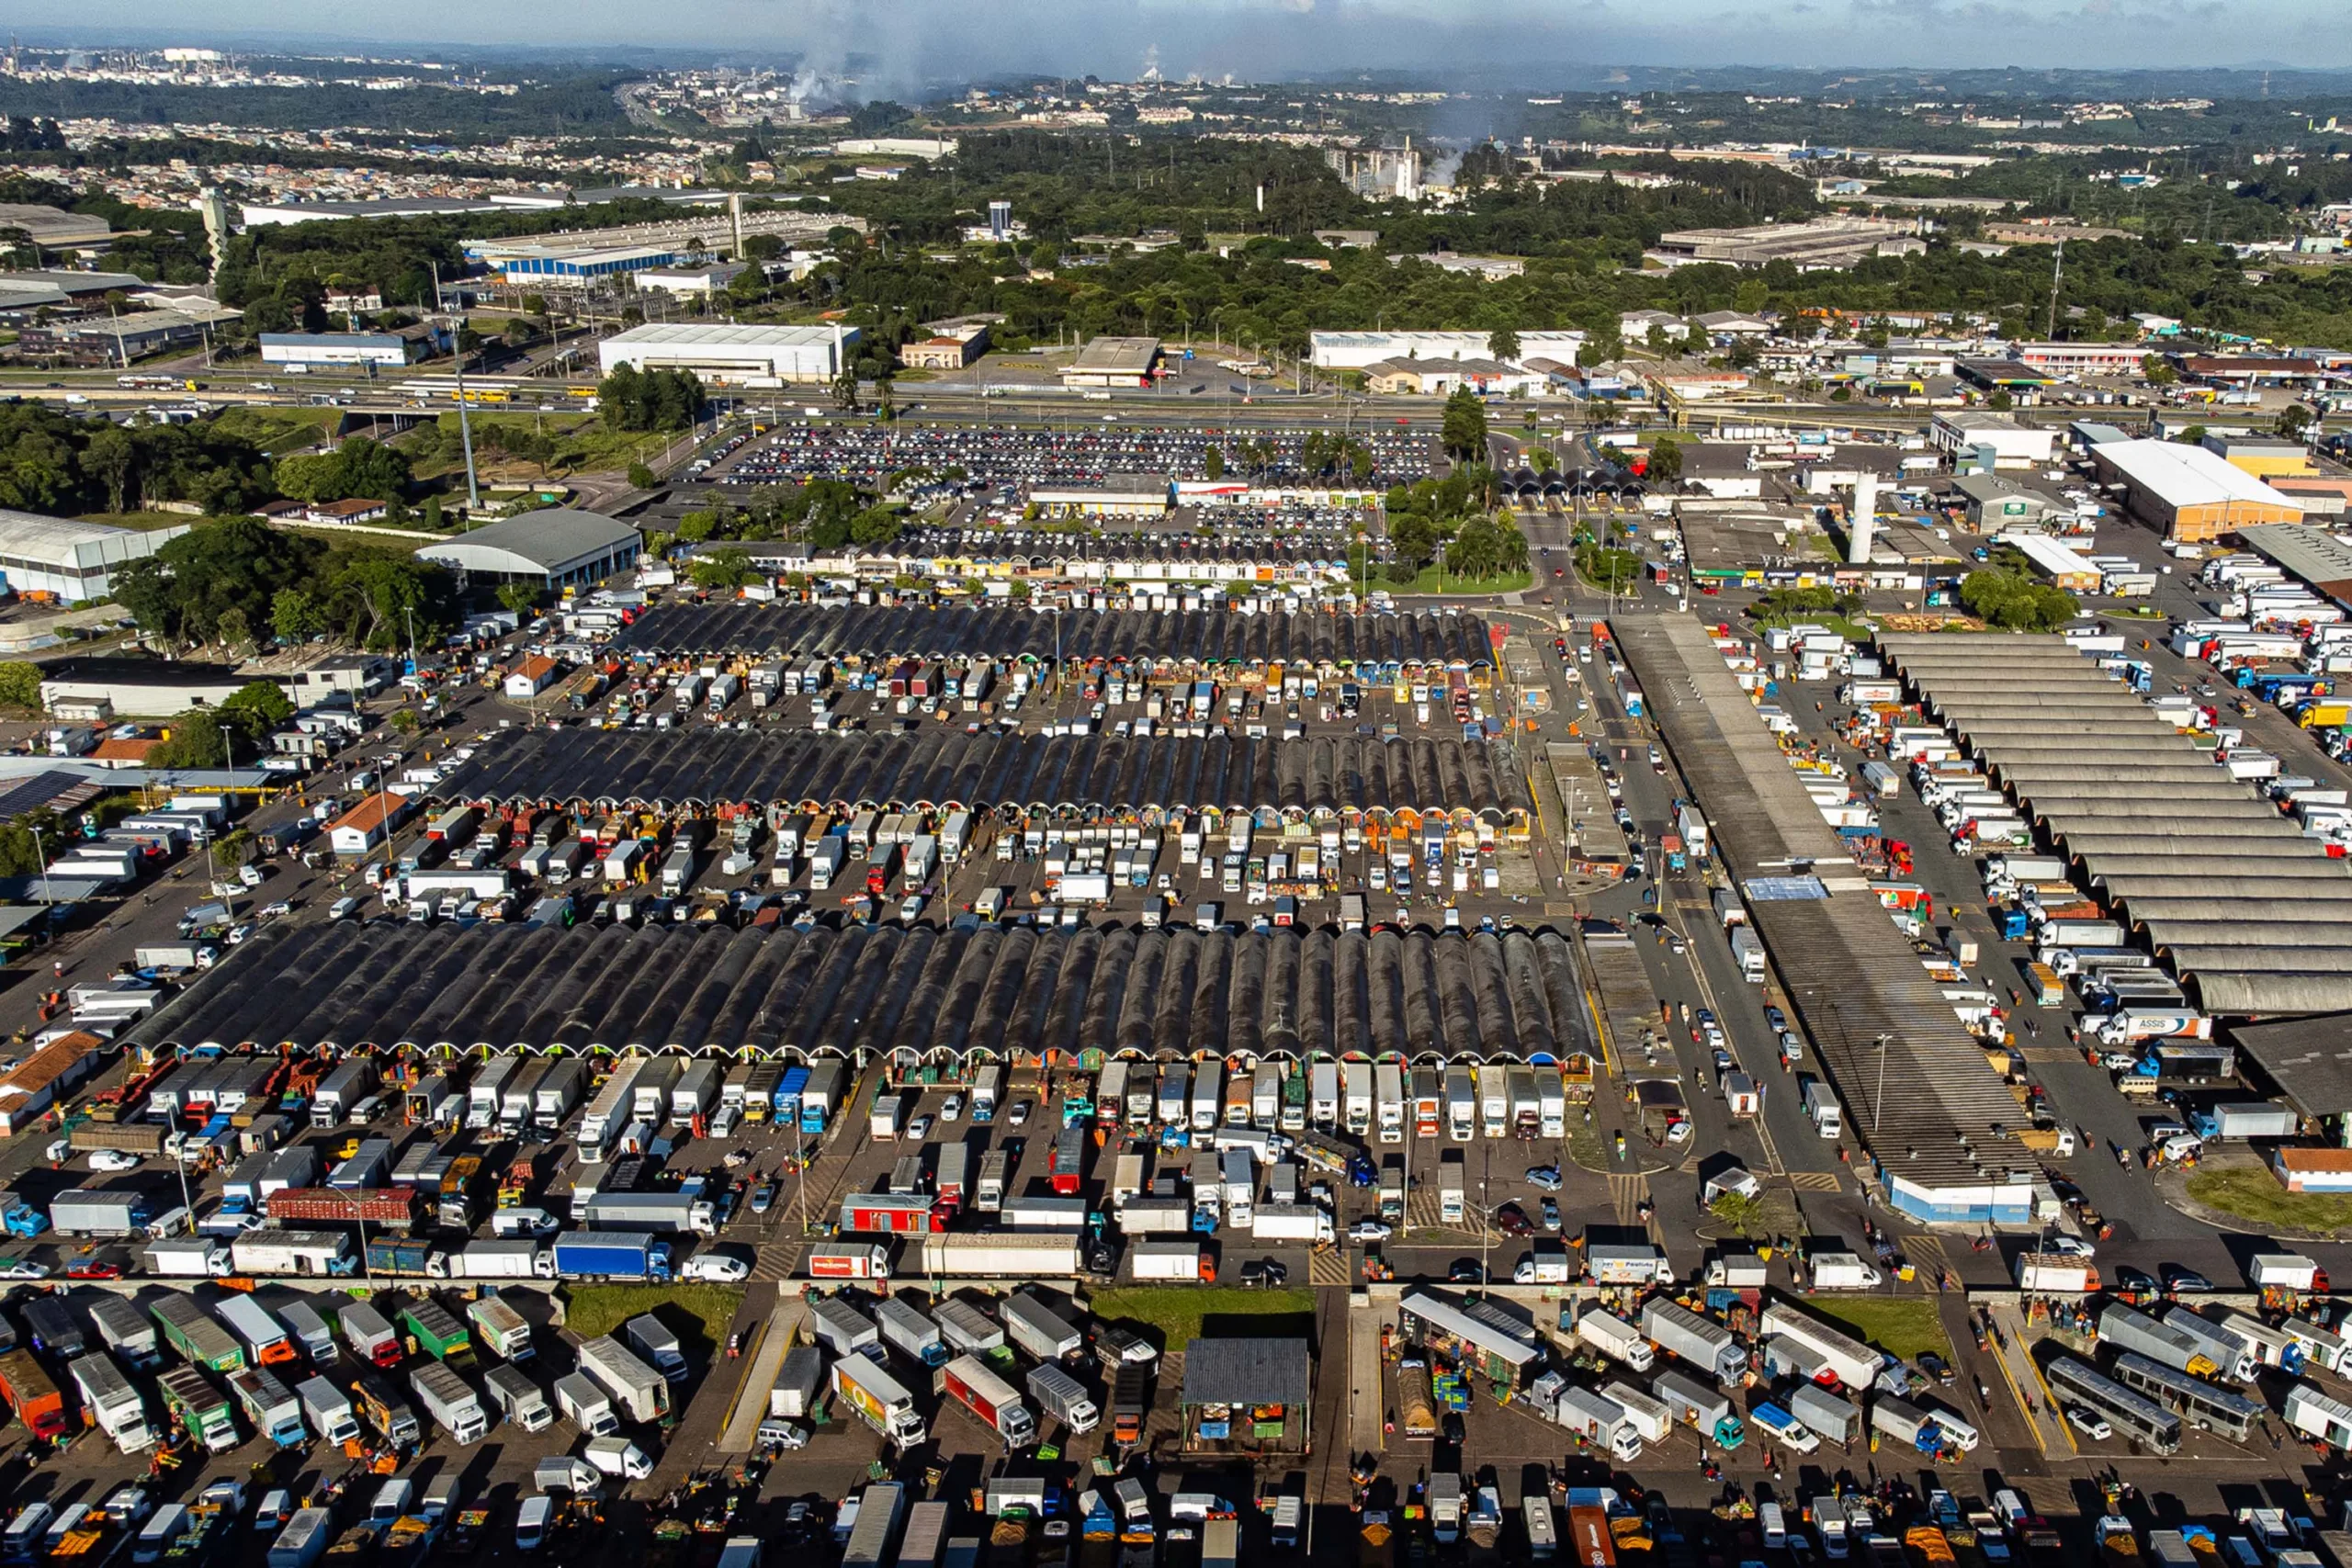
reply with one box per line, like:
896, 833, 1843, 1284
0, 1348, 68, 1441
840, 1194, 939, 1235
266, 1188, 420, 1228
1050, 1124, 1087, 1196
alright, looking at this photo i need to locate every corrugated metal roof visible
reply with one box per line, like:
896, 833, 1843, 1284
1614, 616, 2021, 1192
1882, 632, 2352, 1016
1180, 1337, 1311, 1405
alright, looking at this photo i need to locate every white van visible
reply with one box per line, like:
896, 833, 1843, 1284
1760, 1503, 1787, 1551
133, 1505, 187, 1564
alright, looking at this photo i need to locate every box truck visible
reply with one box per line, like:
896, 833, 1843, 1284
940, 1353, 1035, 1446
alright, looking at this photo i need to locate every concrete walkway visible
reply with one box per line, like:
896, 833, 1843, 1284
1983, 1300, 2077, 1461
716, 1301, 807, 1453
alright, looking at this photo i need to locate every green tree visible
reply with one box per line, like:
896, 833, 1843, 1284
674, 509, 721, 544
2141, 355, 2177, 386
2277, 403, 2313, 442
1646, 435, 1684, 484
496, 583, 541, 616
831, 370, 862, 413
114, 516, 327, 649
1960, 567, 2077, 631
270, 587, 322, 643
689, 547, 756, 590
221, 679, 294, 726
80, 424, 137, 514
627, 462, 659, 490
0, 661, 41, 708
849, 504, 902, 547
1440, 386, 1487, 464
1487, 326, 1521, 362
1203, 446, 1225, 481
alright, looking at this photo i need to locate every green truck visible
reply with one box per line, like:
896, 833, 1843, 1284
150, 1294, 243, 1373
401, 1298, 476, 1371
158, 1364, 240, 1453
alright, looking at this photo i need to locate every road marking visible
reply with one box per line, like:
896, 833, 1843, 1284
1789, 1171, 1843, 1192
752, 1240, 802, 1283
1310, 1248, 1351, 1287
1608, 1172, 1650, 1226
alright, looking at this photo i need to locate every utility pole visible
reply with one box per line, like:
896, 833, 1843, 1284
2045, 241, 2064, 342
432, 262, 481, 517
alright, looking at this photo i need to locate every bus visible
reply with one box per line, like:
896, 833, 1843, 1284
2109, 1352, 2263, 1442
2044, 1356, 2181, 1454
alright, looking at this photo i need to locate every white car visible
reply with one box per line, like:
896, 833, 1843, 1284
2065, 1405, 2113, 1441
0, 1257, 51, 1280
2043, 1233, 2097, 1259
1347, 1220, 1393, 1244
899, 895, 924, 923
907, 1115, 933, 1140
939, 1095, 963, 1122
259, 900, 294, 919
680, 1252, 752, 1283
86, 1148, 141, 1173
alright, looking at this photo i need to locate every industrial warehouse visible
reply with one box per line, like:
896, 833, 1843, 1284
435, 727, 1535, 830
606, 604, 1497, 673
125, 920, 1594, 1066
1878, 633, 2352, 1015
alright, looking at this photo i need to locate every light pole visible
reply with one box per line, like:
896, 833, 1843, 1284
1872, 1032, 1892, 1134
350, 1187, 374, 1286
29, 825, 52, 914
218, 724, 239, 921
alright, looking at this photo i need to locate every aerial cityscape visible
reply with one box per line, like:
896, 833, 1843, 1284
0, 10, 2350, 1568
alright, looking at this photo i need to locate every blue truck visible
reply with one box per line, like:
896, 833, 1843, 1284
552, 1233, 673, 1283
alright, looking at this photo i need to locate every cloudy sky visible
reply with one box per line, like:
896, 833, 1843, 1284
14, 0, 2350, 79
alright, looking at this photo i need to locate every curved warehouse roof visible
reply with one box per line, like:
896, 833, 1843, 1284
609, 604, 1493, 669
1882, 630, 2352, 1016
2088, 857, 2352, 886
121, 920, 1595, 1064
435, 726, 1532, 822
415, 510, 639, 577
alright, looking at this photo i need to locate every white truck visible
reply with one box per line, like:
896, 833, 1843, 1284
1250, 1203, 1335, 1245
1574, 1310, 1657, 1372
482, 1364, 555, 1433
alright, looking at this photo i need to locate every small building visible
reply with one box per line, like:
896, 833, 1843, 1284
1360, 356, 1542, 398
0, 1032, 106, 1137
1951, 473, 2059, 532
288, 655, 395, 702
413, 509, 640, 590
37, 657, 265, 717
327, 793, 418, 857
1929, 413, 2054, 471
1691, 310, 1773, 339
503, 655, 560, 698
15, 307, 236, 367
900, 317, 993, 371
303, 498, 390, 526
630, 263, 750, 299
2201, 434, 2316, 481
1027, 475, 1171, 519
1954, 359, 2059, 396
258, 327, 446, 371
2089, 438, 2305, 544
0, 512, 191, 602
1996, 531, 2102, 592
2274, 1147, 2352, 1194
1640, 360, 1752, 401
1619, 309, 1690, 344
2011, 341, 2145, 378
1061, 336, 1162, 389
597, 322, 858, 385
1179, 1337, 1311, 1455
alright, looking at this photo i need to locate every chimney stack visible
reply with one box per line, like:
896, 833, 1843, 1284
1849, 474, 1879, 566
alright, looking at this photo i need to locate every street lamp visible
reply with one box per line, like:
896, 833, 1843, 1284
218, 724, 240, 922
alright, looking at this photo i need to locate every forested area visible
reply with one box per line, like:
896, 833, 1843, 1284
0, 73, 628, 141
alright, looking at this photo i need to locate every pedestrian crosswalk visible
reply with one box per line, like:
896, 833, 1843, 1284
1788, 1170, 1844, 1192
752, 1239, 802, 1283
1309, 1247, 1351, 1287
1608, 1173, 1650, 1226
1406, 1187, 1489, 1239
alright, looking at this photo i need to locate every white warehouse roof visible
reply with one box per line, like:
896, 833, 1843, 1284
1996, 531, 2100, 580
0, 511, 188, 570
598, 322, 858, 381
414, 509, 638, 578
2095, 438, 2304, 512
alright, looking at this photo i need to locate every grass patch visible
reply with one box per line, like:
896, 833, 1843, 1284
73, 510, 209, 532
1802, 1295, 1950, 1362
1388, 564, 1534, 598
211, 403, 344, 456
562, 1282, 744, 1353
2188, 1168, 2352, 1231
411, 411, 674, 481
1090, 1285, 1314, 1346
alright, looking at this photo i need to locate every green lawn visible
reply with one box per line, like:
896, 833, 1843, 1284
1089, 1285, 1314, 1347
1802, 1295, 1951, 1363
1388, 565, 1534, 598
2188, 1168, 2352, 1231
561, 1283, 744, 1353
211, 403, 344, 456
73, 511, 206, 532
413, 411, 675, 480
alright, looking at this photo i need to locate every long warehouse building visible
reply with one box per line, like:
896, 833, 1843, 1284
437, 727, 1534, 828
1614, 614, 2030, 1225
122, 921, 1597, 1066
1877, 632, 2352, 1015
608, 604, 1495, 672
